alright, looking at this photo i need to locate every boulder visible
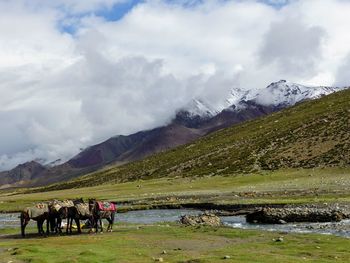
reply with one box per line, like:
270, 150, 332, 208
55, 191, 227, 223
180, 213, 221, 227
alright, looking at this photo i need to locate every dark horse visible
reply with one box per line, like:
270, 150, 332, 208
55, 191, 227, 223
48, 200, 71, 234
20, 203, 50, 237
89, 199, 116, 233
66, 199, 94, 234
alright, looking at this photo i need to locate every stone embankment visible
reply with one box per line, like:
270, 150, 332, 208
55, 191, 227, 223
246, 205, 350, 224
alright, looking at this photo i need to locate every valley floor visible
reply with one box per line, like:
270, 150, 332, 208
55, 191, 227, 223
0, 168, 349, 262
0, 223, 349, 263
0, 168, 349, 213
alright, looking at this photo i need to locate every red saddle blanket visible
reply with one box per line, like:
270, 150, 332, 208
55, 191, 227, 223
97, 201, 116, 211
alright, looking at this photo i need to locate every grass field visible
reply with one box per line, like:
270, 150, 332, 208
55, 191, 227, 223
1, 167, 349, 212
0, 223, 349, 263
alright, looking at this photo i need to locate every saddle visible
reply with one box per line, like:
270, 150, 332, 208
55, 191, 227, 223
75, 202, 91, 217
49, 200, 74, 212
97, 201, 116, 211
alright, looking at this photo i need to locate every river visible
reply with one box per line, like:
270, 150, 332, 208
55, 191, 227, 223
1, 209, 349, 238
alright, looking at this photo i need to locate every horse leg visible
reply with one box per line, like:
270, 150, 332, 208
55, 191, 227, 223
40, 220, 45, 235
66, 217, 69, 234
37, 221, 41, 235
87, 216, 93, 233
20, 213, 28, 237
46, 217, 50, 236
69, 218, 73, 234
57, 217, 62, 233
107, 218, 111, 232
99, 218, 103, 233
94, 216, 98, 233
109, 212, 115, 232
49, 216, 56, 233
76, 218, 81, 234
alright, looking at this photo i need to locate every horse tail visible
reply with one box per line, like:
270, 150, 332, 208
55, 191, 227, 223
20, 212, 25, 237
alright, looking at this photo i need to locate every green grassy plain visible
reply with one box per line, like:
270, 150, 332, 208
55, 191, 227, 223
0, 224, 349, 263
1, 167, 349, 212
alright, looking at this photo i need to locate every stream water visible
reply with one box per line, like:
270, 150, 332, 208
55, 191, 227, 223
1, 209, 349, 238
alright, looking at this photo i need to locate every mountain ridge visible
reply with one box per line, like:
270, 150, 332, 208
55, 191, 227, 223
0, 80, 346, 188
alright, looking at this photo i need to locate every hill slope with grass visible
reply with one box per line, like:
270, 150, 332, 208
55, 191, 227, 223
37, 88, 350, 191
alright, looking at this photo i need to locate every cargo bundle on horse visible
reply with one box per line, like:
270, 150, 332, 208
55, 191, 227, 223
20, 203, 50, 237
89, 199, 117, 232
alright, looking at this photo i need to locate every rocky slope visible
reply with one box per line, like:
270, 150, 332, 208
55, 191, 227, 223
0, 161, 46, 189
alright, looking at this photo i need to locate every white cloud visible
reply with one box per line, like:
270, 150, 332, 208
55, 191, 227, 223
259, 17, 326, 77
0, 0, 350, 170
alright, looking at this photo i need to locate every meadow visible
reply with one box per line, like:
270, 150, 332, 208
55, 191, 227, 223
0, 223, 350, 263
0, 167, 349, 213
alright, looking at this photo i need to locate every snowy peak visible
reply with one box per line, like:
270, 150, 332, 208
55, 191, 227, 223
225, 88, 250, 108
182, 99, 218, 118
179, 87, 249, 119
176, 80, 345, 123
252, 80, 344, 107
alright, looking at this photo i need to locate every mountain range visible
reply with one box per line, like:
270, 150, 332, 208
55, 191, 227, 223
38, 85, 350, 191
0, 80, 345, 188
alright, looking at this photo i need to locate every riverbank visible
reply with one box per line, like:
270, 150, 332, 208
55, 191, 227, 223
1, 223, 350, 263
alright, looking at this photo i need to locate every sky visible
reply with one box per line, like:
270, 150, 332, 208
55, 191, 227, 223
0, 0, 350, 170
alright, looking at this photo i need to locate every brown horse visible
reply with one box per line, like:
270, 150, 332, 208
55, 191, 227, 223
89, 199, 116, 233
20, 203, 50, 237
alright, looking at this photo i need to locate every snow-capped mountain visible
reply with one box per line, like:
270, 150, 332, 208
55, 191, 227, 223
251, 80, 344, 107
181, 80, 344, 118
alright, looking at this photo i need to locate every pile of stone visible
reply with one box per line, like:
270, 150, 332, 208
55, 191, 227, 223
180, 213, 221, 227
246, 207, 348, 224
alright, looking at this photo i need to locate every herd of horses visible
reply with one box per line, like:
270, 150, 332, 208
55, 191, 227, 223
20, 198, 117, 237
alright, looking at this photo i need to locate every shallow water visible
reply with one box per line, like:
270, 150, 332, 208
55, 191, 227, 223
0, 213, 23, 228
1, 210, 349, 238
221, 216, 350, 238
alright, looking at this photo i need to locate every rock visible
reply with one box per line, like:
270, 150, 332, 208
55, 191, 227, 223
223, 255, 231, 259
162, 250, 167, 254
154, 257, 164, 262
180, 213, 221, 227
274, 237, 284, 242
278, 219, 287, 224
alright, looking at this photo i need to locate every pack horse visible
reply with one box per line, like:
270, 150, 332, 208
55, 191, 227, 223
89, 199, 117, 233
20, 203, 50, 237
20, 199, 117, 237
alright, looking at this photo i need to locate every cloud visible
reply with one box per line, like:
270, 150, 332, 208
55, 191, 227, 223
259, 17, 326, 77
335, 54, 350, 87
0, 0, 350, 170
